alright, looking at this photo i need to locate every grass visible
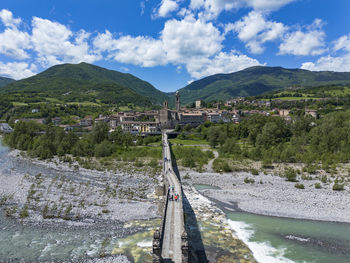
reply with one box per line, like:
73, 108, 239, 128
169, 138, 209, 145
67, 101, 101, 107
45, 97, 63, 104
12, 102, 28, 106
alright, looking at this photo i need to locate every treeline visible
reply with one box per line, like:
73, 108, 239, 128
4, 121, 161, 159
181, 111, 350, 166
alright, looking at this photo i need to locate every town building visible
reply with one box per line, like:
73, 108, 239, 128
195, 100, 202, 109
305, 109, 318, 118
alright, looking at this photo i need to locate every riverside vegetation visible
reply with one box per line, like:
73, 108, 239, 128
175, 110, 350, 193
3, 121, 212, 172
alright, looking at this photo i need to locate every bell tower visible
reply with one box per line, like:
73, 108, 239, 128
163, 100, 168, 109
176, 91, 180, 113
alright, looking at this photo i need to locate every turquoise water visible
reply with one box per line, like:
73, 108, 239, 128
227, 212, 350, 263
194, 184, 220, 191
195, 184, 350, 263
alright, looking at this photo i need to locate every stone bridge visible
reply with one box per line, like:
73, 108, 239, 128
153, 131, 189, 263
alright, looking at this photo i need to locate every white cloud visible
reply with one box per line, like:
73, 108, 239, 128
0, 28, 31, 59
226, 11, 285, 54
301, 34, 350, 72
0, 61, 36, 79
301, 54, 350, 72
162, 15, 223, 62
31, 17, 100, 67
334, 34, 350, 52
245, 0, 295, 11
93, 15, 231, 78
186, 50, 262, 78
0, 9, 31, 60
0, 9, 21, 28
157, 0, 180, 17
93, 31, 167, 67
279, 19, 326, 56
190, 0, 295, 19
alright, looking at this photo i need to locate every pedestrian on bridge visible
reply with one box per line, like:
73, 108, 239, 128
174, 194, 178, 202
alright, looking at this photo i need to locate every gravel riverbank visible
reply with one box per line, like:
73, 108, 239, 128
0, 144, 161, 228
181, 168, 350, 223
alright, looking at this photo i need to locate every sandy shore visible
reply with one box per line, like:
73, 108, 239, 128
181, 168, 350, 223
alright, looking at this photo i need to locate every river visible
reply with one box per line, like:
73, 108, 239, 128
195, 184, 350, 263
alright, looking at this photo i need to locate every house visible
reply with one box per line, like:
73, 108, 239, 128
31, 109, 39, 113
179, 112, 206, 126
52, 117, 61, 125
279, 109, 290, 117
305, 109, 318, 118
95, 115, 110, 124
80, 116, 93, 126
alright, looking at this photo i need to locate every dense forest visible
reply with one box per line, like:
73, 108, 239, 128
3, 122, 161, 159
178, 110, 350, 168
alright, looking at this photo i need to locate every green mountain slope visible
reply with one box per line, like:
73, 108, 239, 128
1, 62, 168, 107
176, 66, 350, 104
0, 77, 15, 88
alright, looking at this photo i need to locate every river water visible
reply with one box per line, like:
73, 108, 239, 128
196, 184, 350, 263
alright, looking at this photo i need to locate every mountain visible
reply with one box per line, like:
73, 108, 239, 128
0, 77, 15, 88
1, 62, 168, 106
176, 66, 350, 104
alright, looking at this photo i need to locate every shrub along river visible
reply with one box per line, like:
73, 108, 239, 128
195, 184, 350, 263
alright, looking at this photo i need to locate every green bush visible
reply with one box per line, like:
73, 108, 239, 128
295, 183, 305, 189
135, 159, 144, 167
251, 168, 259, 175
315, 182, 322, 189
244, 177, 255, 184
285, 168, 298, 182
213, 158, 232, 173
332, 183, 344, 191
301, 174, 313, 180
20, 204, 29, 219
321, 175, 328, 183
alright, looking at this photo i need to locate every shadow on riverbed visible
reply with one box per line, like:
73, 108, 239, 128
169, 143, 208, 263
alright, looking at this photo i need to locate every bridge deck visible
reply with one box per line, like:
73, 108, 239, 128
161, 134, 183, 263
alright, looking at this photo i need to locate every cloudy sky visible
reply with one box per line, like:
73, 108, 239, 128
0, 0, 349, 92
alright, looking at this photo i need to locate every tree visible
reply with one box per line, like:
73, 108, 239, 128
219, 138, 241, 156
91, 122, 109, 144
95, 140, 114, 157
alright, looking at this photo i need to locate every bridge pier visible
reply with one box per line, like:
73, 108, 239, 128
152, 229, 162, 263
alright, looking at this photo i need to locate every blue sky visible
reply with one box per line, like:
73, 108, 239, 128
0, 0, 349, 92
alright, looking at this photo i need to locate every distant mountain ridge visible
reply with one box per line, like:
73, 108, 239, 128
0, 77, 15, 88
176, 66, 350, 104
1, 63, 168, 107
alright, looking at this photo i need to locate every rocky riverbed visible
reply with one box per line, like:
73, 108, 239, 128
0, 149, 160, 225
181, 168, 350, 223
0, 140, 163, 262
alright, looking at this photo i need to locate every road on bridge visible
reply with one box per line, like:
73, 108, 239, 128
161, 132, 183, 263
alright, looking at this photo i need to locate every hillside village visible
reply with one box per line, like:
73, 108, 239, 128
2, 91, 321, 135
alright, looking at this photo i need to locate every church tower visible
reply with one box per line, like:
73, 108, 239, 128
176, 91, 180, 113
